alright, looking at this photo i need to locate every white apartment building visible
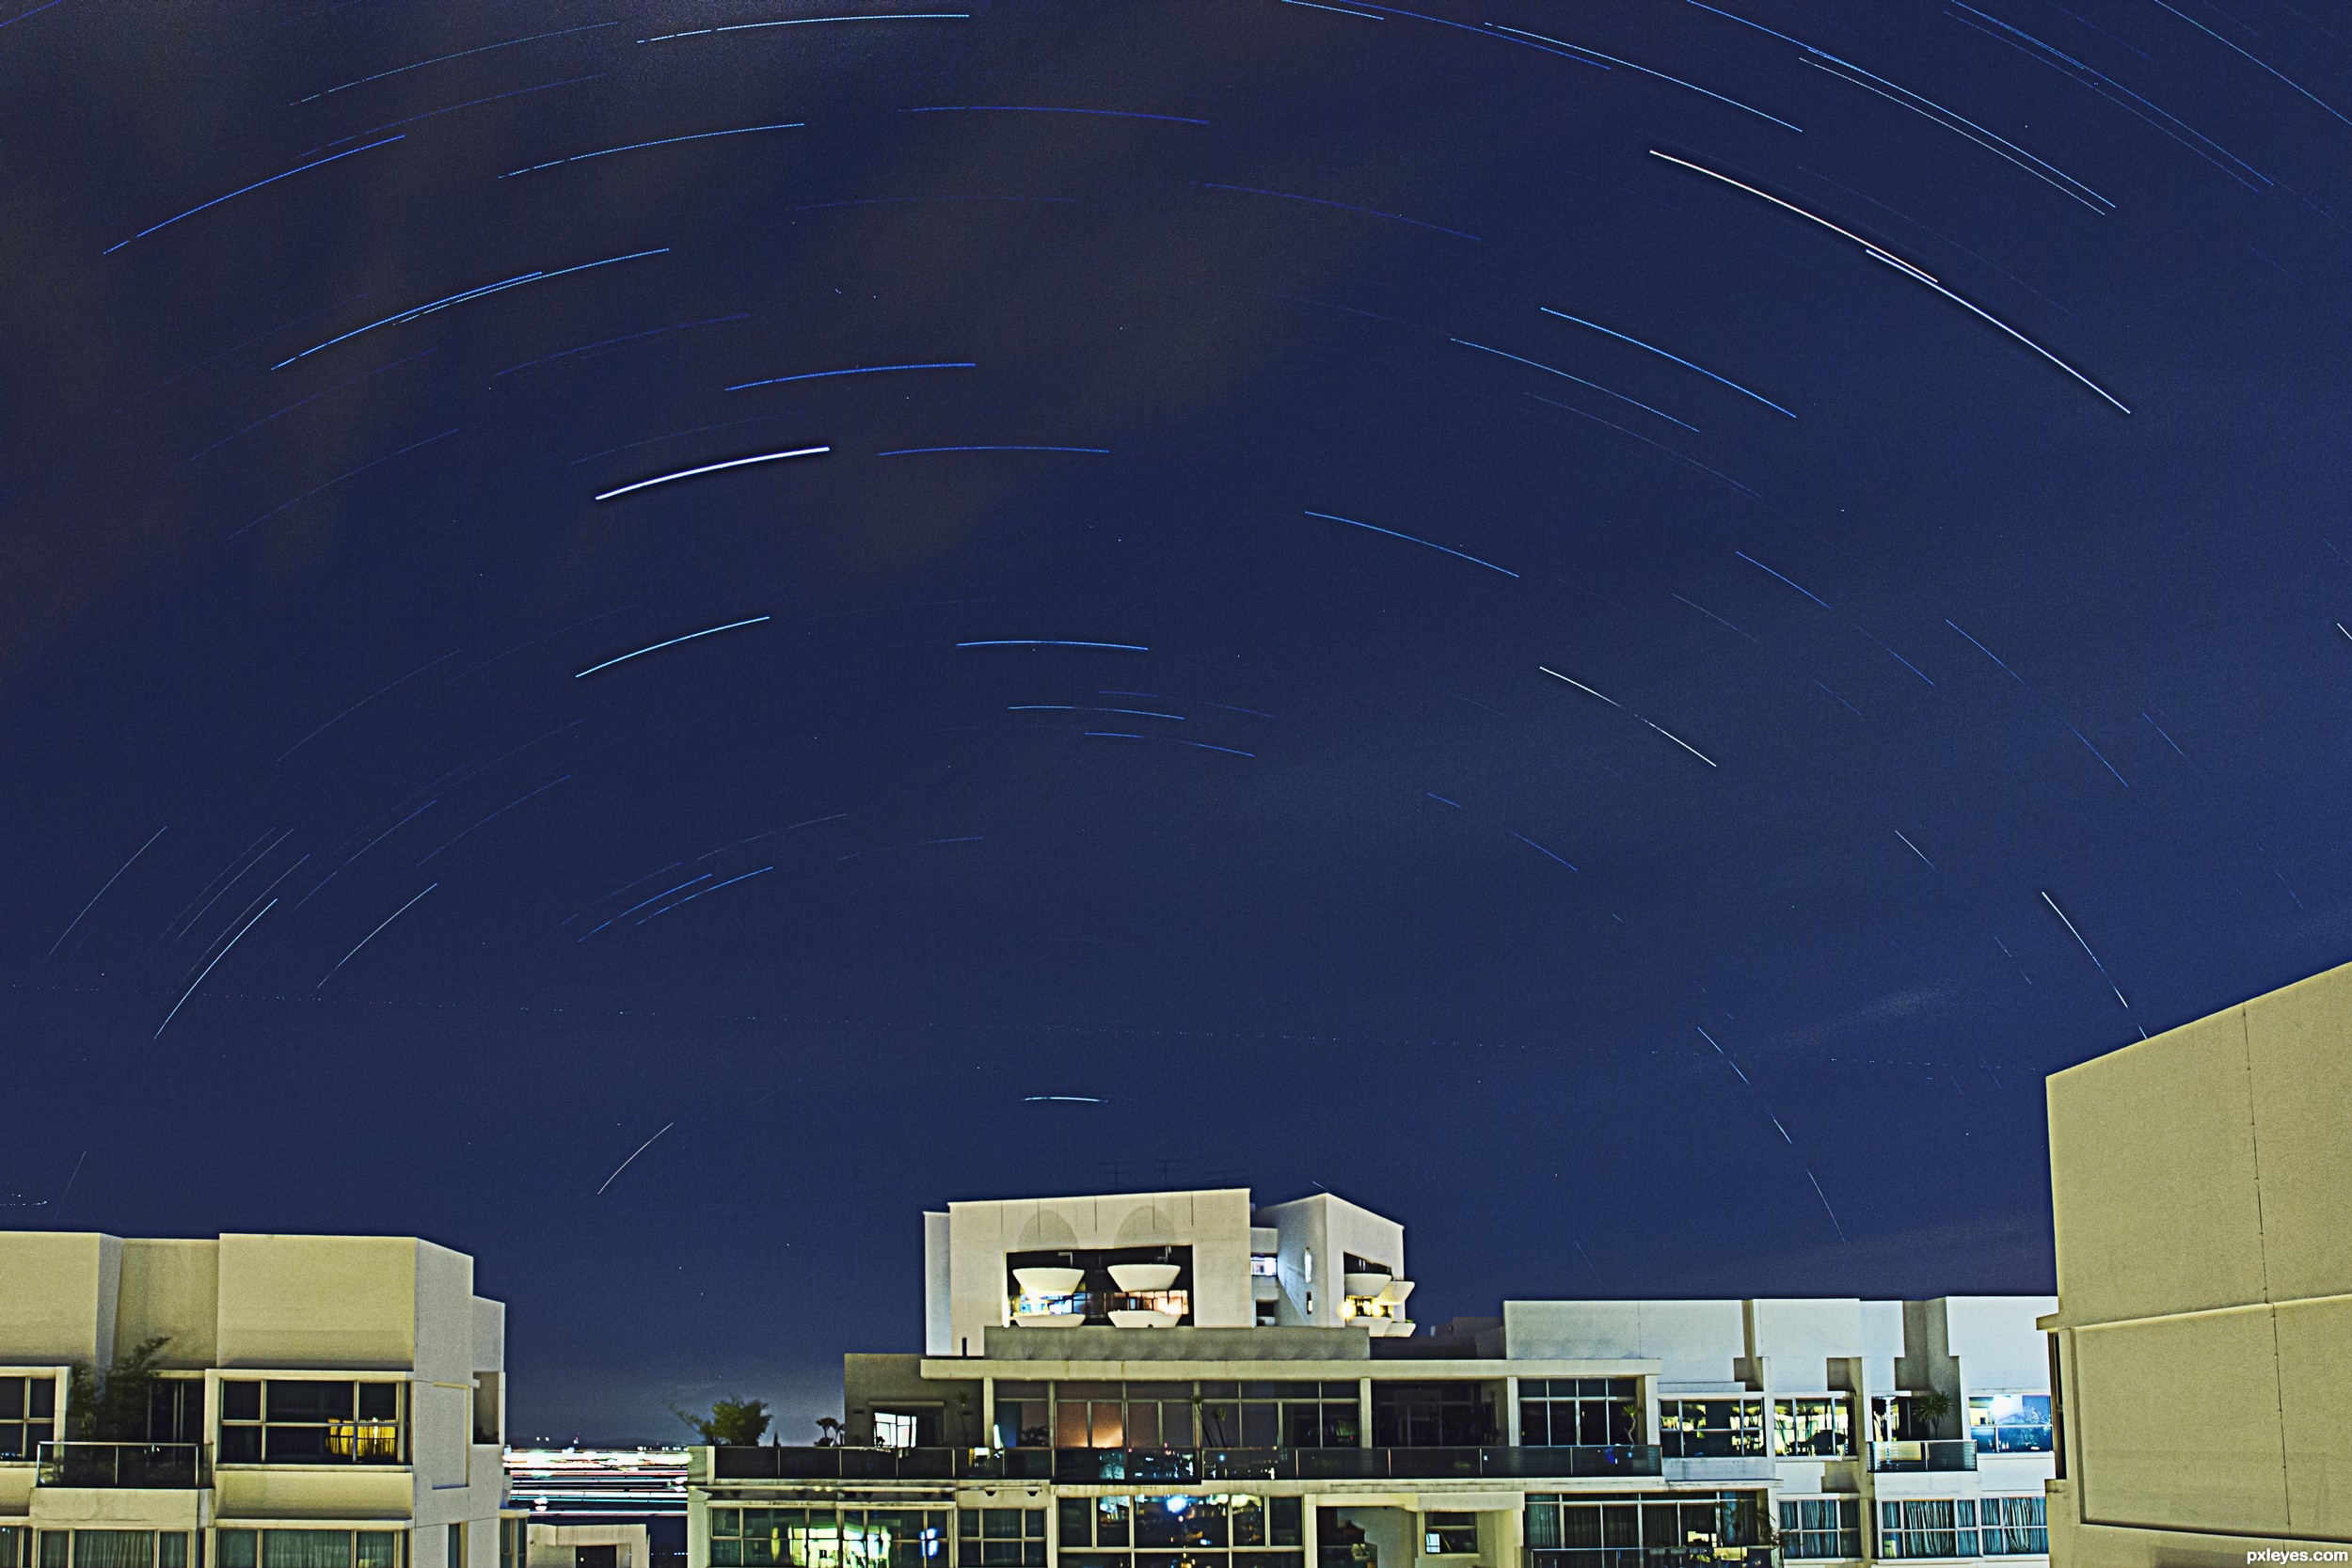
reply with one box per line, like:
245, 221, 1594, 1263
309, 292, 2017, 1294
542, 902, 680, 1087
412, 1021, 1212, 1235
692, 1187, 2056, 1568
0, 1233, 515, 1568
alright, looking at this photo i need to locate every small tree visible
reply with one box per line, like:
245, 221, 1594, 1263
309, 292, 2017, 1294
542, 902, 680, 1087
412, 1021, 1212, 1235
66, 1337, 171, 1440
671, 1399, 771, 1446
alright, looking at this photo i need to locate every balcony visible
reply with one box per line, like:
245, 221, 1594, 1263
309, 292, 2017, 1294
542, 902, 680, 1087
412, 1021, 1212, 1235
1867, 1439, 1978, 1473
707, 1446, 1661, 1483
37, 1442, 209, 1488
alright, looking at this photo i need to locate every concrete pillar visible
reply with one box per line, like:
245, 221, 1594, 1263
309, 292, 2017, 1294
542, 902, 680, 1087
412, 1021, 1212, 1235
1357, 1381, 1373, 1448
1502, 1377, 1519, 1448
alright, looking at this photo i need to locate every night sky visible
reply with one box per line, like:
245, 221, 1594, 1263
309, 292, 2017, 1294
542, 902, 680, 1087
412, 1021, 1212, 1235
6, 0, 2349, 1442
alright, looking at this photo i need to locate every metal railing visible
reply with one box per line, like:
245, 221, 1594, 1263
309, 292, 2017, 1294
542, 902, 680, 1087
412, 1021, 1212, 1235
709, 1445, 1662, 1482
36, 1442, 209, 1488
1867, 1439, 1977, 1472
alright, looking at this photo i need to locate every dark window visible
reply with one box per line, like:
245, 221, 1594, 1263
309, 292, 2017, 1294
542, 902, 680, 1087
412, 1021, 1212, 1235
1370, 1383, 1492, 1448
0, 1377, 57, 1461
1518, 1380, 1634, 1448
1268, 1499, 1302, 1549
1527, 1492, 1768, 1565
1422, 1516, 1476, 1557
146, 1381, 205, 1446
575, 1549, 615, 1568
0, 1527, 26, 1568
955, 1510, 1042, 1568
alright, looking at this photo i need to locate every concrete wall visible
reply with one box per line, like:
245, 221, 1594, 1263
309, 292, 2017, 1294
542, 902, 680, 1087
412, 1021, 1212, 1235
1502, 1300, 1745, 1386
116, 1239, 221, 1367
943, 1189, 1259, 1352
529, 1523, 649, 1568
0, 1233, 121, 1366
923, 1212, 951, 1356
1255, 1194, 1405, 1330
218, 1235, 420, 1370
2045, 958, 2352, 1557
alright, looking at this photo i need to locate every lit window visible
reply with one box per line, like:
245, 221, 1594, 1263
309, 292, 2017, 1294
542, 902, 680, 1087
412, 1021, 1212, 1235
1772, 1397, 1854, 1458
1966, 1394, 2054, 1454
1658, 1398, 1766, 1458
1249, 1257, 1279, 1277
218, 1382, 404, 1465
1422, 1515, 1476, 1557
873, 1414, 917, 1450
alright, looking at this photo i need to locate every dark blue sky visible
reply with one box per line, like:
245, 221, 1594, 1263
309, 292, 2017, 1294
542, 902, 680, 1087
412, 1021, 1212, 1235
5, 0, 2349, 1441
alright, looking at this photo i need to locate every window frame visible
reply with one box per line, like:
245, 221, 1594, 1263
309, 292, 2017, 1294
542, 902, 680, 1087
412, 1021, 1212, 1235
215, 1379, 408, 1466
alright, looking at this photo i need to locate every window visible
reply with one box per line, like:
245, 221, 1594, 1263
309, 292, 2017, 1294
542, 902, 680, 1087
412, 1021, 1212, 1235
1202, 1384, 1359, 1450
1966, 1396, 2053, 1455
24, 1536, 193, 1568
955, 1511, 1043, 1568
448, 1528, 464, 1568
1011, 1382, 1357, 1450
500, 1522, 521, 1568
710, 1510, 949, 1568
0, 1376, 57, 1460
1056, 1497, 1299, 1566
147, 1380, 206, 1446
217, 1382, 404, 1465
1772, 1398, 1853, 1458
1979, 1499, 2046, 1557
216, 1534, 402, 1568
1518, 1380, 1635, 1448
1250, 1256, 1279, 1277
1658, 1399, 1765, 1459
1369, 1383, 1493, 1448
1422, 1516, 1476, 1557
1525, 1493, 1770, 1568
1778, 1500, 1860, 1560
873, 1413, 919, 1449
1878, 1501, 1977, 1560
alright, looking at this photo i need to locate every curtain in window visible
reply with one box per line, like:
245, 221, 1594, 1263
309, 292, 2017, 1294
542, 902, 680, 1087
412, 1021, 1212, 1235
74, 1533, 155, 1568
157, 1539, 187, 1568
263, 1533, 353, 1568
357, 1536, 401, 1568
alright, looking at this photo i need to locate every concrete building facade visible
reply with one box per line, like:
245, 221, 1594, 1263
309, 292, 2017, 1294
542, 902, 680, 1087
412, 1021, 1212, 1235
0, 1233, 510, 1568
2042, 960, 2352, 1565
696, 1188, 2057, 1568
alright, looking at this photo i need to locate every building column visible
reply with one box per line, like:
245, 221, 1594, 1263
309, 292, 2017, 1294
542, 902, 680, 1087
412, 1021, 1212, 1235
1502, 1377, 1519, 1447
1357, 1382, 1373, 1448
982, 1379, 996, 1449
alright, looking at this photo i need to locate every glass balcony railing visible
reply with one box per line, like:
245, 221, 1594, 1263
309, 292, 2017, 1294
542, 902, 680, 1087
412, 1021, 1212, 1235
707, 1446, 1662, 1482
1867, 1439, 1978, 1473
36, 1442, 209, 1488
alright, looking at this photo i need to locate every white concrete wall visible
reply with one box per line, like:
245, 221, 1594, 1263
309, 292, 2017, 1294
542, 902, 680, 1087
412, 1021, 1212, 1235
116, 1239, 220, 1367
924, 1212, 951, 1355
944, 1189, 1259, 1351
529, 1523, 648, 1568
1747, 1299, 1864, 1392
1502, 1300, 1745, 1386
1939, 1295, 2055, 1393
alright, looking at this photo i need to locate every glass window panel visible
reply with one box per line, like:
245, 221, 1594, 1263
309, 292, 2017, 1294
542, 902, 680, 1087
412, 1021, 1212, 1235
265, 1385, 353, 1422
1089, 1405, 1124, 1449
1229, 1498, 1264, 1548
75, 1533, 154, 1568
1126, 1405, 1160, 1450
1160, 1403, 1193, 1449
0, 1382, 22, 1419
357, 1386, 399, 1420
1057, 1502, 1093, 1546
1054, 1405, 1087, 1449
0, 1528, 24, 1568
1517, 1404, 1548, 1448
158, 1540, 186, 1568
263, 1427, 328, 1462
28, 1383, 54, 1418
263, 1535, 353, 1568
1096, 1500, 1130, 1548
1240, 1406, 1277, 1449
42, 1537, 70, 1568
222, 1384, 261, 1422
355, 1541, 398, 1568
996, 1384, 1044, 1400
1268, 1499, 1300, 1549
218, 1537, 257, 1568
1600, 1507, 1637, 1550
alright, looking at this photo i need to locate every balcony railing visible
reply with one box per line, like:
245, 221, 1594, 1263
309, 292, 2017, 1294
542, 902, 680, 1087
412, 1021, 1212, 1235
709, 1446, 1662, 1482
37, 1442, 209, 1488
1867, 1439, 1978, 1473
